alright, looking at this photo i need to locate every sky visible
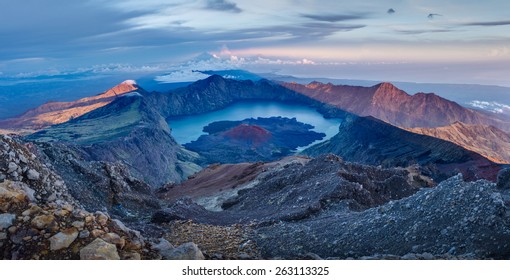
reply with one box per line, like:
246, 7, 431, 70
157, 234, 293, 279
1, 0, 510, 86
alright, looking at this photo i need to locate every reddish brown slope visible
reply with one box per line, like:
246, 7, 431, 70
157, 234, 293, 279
0, 80, 138, 131
282, 81, 510, 130
407, 122, 510, 164
223, 124, 272, 145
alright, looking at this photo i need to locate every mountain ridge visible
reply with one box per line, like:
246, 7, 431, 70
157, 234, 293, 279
406, 122, 510, 164
0, 80, 140, 131
303, 116, 501, 181
282, 80, 510, 131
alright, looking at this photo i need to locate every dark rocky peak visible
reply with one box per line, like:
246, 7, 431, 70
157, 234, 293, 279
188, 74, 229, 90
307, 81, 325, 87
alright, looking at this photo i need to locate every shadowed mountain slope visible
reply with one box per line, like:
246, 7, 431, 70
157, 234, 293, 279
302, 116, 501, 182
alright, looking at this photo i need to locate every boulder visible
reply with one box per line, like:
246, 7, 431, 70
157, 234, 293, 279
80, 238, 120, 260
31, 215, 55, 229
160, 242, 205, 260
49, 228, 78, 251
26, 169, 40, 180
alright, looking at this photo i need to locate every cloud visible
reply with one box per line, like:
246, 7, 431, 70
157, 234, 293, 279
232, 22, 366, 42
394, 29, 452, 35
0, 1, 149, 59
155, 70, 210, 83
489, 47, 510, 57
468, 100, 510, 114
152, 50, 320, 83
205, 0, 242, 13
387, 8, 395, 14
301, 13, 366, 22
463, 20, 510, 26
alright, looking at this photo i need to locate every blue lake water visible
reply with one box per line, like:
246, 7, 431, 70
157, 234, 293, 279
167, 101, 343, 150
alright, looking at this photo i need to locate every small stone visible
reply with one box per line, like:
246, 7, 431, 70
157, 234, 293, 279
121, 252, 141, 260
401, 253, 418, 260
22, 205, 42, 216
31, 215, 55, 230
19, 154, 28, 164
102, 232, 124, 248
54, 209, 69, 217
62, 204, 74, 212
8, 226, 17, 234
26, 169, 40, 181
95, 212, 108, 226
91, 229, 104, 238
0, 183, 24, 201
85, 215, 95, 225
47, 193, 57, 202
448, 247, 457, 255
125, 238, 144, 250
79, 230, 90, 239
71, 221, 85, 230
0, 213, 16, 230
152, 238, 174, 253
80, 238, 120, 260
7, 162, 18, 173
239, 253, 251, 260
49, 228, 79, 251
421, 252, 434, 260
160, 242, 205, 260
0, 232, 7, 240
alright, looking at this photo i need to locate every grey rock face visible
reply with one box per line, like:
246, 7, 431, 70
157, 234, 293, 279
496, 168, 510, 190
154, 155, 428, 225
255, 175, 510, 259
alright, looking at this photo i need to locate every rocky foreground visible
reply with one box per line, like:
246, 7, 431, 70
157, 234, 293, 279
1, 134, 510, 259
0, 135, 202, 260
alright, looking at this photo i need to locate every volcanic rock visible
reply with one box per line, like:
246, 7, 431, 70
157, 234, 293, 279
80, 238, 120, 260
49, 228, 79, 251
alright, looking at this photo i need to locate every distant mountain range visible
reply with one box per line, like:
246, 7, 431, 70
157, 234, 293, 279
281, 81, 510, 131
0, 80, 139, 131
